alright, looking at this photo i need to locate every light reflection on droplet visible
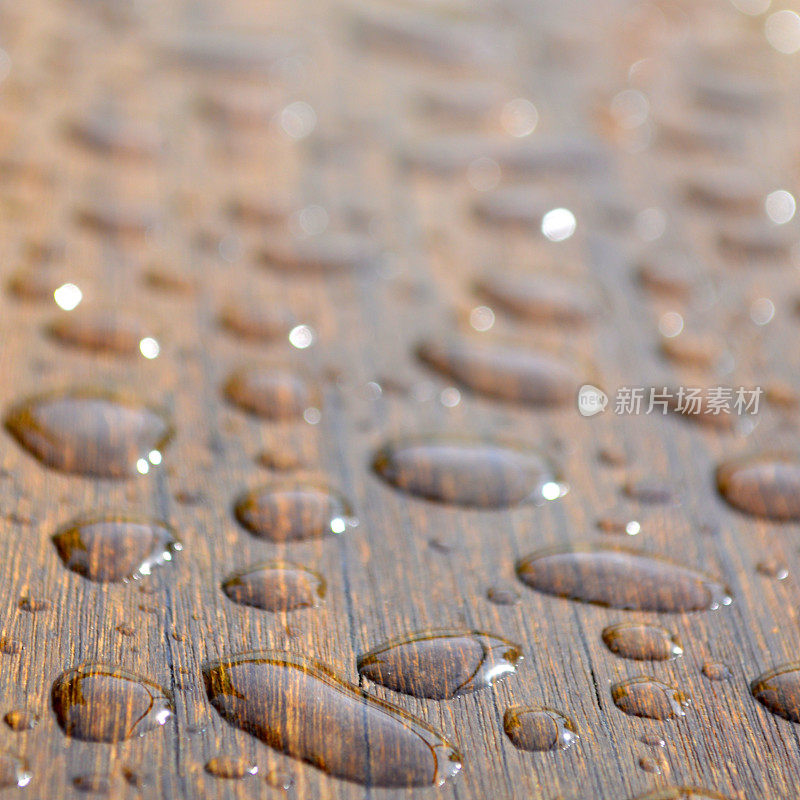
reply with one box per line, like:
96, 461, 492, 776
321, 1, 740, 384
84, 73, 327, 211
625, 520, 641, 536
765, 190, 796, 224
750, 297, 775, 325
467, 157, 501, 191
500, 98, 539, 137
541, 481, 563, 501
469, 306, 495, 332
303, 407, 321, 425
732, 0, 771, 14
765, 10, 800, 53
439, 387, 461, 407
330, 517, 346, 534
296, 205, 329, 236
659, 311, 684, 338
289, 324, 315, 349
279, 101, 317, 139
148, 450, 162, 465
635, 208, 667, 241
54, 283, 83, 311
139, 337, 160, 359
136, 458, 150, 475
610, 89, 649, 129
541, 208, 576, 242
219, 235, 243, 262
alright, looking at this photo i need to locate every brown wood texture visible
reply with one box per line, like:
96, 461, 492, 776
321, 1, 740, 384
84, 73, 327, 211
1, 0, 800, 797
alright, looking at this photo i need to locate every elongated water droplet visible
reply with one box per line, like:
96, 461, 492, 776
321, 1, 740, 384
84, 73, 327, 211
611, 676, 690, 720
5, 390, 172, 478
224, 367, 313, 421
223, 561, 325, 612
52, 516, 180, 583
373, 436, 565, 509
260, 232, 379, 274
702, 662, 733, 681
66, 113, 159, 160
417, 340, 579, 407
205, 757, 258, 779
0, 754, 31, 788
602, 623, 683, 661
717, 453, 800, 520
47, 311, 148, 357
72, 774, 110, 794
751, 663, 800, 722
52, 664, 173, 742
203, 651, 462, 787
503, 706, 577, 751
219, 304, 293, 342
632, 788, 730, 800
358, 630, 522, 699
516, 546, 731, 612
234, 480, 355, 542
75, 200, 156, 236
3, 711, 37, 732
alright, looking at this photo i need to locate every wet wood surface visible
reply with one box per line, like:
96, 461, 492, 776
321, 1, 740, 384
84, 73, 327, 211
0, 0, 799, 797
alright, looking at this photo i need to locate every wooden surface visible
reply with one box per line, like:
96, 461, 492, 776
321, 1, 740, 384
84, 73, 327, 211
0, 0, 799, 797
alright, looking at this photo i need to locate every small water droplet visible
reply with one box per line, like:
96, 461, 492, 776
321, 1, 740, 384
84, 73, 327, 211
47, 311, 148, 356
503, 706, 577, 751
486, 586, 520, 605
632, 787, 731, 800
205, 757, 258, 779
223, 561, 325, 612
203, 650, 462, 787
624, 478, 674, 505
373, 436, 565, 509
602, 623, 683, 661
224, 367, 314, 421
219, 303, 293, 342
717, 452, 800, 520
756, 560, 789, 580
0, 639, 23, 655
358, 630, 522, 699
3, 711, 37, 732
638, 754, 665, 774
611, 676, 690, 720
52, 664, 173, 742
260, 232, 379, 274
702, 661, 733, 681
0, 754, 31, 788
516, 546, 731, 612
52, 515, 180, 583
234, 480, 356, 542
72, 774, 110, 794
4, 390, 172, 479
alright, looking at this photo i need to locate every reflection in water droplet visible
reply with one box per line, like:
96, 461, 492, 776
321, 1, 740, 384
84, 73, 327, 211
503, 706, 577, 751
224, 367, 313, 421
602, 623, 683, 661
205, 757, 258, 779
234, 480, 356, 542
751, 663, 800, 722
516, 546, 731, 612
52, 516, 180, 583
203, 651, 462, 787
702, 662, 733, 681
4, 390, 172, 479
611, 677, 690, 720
223, 561, 325, 612
0, 754, 31, 788
53, 282, 83, 310
52, 664, 173, 742
717, 453, 800, 520
358, 630, 522, 699
372, 436, 566, 509
3, 711, 37, 732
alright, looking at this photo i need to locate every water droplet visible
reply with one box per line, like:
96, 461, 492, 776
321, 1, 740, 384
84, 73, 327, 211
751, 663, 800, 722
638, 754, 665, 774
52, 515, 180, 583
0, 639, 22, 655
72, 774, 110, 794
257, 450, 304, 472
638, 255, 696, 300
75, 200, 156, 236
52, 664, 173, 742
611, 677, 690, 720
631, 788, 730, 800
475, 274, 596, 326
260, 232, 379, 274
264, 768, 294, 790
602, 623, 683, 661
718, 217, 793, 261
717, 452, 800, 520
3, 711, 37, 732
234, 480, 356, 542
516, 546, 731, 612
224, 367, 314, 421
685, 168, 764, 214
223, 561, 325, 612
4, 390, 172, 478
66, 113, 159, 159
702, 661, 733, 681
19, 596, 49, 613
417, 340, 579, 407
372, 436, 565, 508
203, 650, 461, 787
486, 586, 520, 605
624, 478, 674, 505
7, 269, 62, 302
205, 757, 258, 779
503, 706, 577, 751
219, 304, 292, 342
358, 630, 522, 699
0, 754, 31, 788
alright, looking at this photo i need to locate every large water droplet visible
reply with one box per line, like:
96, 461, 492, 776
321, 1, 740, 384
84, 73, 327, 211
5, 390, 172, 478
372, 436, 565, 508
203, 651, 462, 787
417, 340, 579, 407
503, 706, 577, 751
234, 480, 355, 542
357, 630, 522, 699
611, 676, 690, 720
717, 453, 800, 521
224, 367, 313, 421
516, 546, 731, 612
51, 664, 173, 742
52, 516, 180, 583
751, 663, 800, 723
602, 623, 683, 661
223, 561, 325, 612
